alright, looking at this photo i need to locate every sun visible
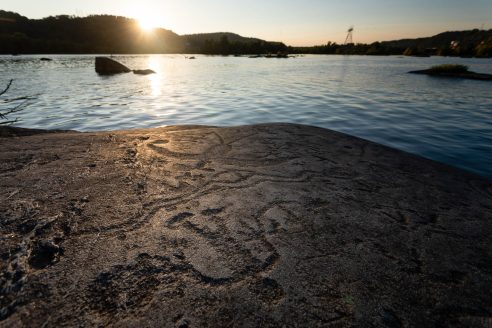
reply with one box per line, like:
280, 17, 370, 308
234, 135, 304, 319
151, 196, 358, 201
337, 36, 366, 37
125, 6, 164, 32
134, 12, 163, 32
138, 18, 157, 31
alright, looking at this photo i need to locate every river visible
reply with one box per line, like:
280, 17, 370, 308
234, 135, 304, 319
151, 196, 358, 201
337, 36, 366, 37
1, 54, 491, 178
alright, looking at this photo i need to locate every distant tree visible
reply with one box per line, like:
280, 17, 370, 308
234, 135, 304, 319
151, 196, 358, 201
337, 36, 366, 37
475, 40, 492, 57
403, 47, 414, 56
219, 35, 230, 55
366, 42, 382, 55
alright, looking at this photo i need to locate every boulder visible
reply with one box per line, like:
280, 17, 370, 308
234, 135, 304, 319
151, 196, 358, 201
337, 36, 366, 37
95, 57, 131, 75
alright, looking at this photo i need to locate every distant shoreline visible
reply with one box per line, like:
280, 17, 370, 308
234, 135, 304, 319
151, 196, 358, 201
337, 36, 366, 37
3, 53, 492, 59
1, 10, 491, 57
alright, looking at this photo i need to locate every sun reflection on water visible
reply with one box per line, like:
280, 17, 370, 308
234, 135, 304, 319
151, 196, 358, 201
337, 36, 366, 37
147, 56, 162, 96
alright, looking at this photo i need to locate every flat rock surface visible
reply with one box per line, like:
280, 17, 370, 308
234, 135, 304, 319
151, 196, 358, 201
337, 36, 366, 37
0, 123, 491, 327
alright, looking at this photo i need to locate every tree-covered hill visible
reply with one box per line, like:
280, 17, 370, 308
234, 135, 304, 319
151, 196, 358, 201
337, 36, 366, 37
380, 29, 492, 57
0, 10, 184, 53
0, 10, 286, 54
291, 29, 492, 57
182, 32, 288, 55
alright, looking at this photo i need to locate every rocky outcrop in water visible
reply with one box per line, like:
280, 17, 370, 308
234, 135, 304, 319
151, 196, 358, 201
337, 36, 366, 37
95, 57, 156, 76
133, 69, 156, 75
409, 69, 492, 80
95, 57, 131, 75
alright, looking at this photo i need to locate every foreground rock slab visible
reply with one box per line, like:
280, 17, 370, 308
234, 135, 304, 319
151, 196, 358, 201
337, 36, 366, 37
0, 124, 491, 327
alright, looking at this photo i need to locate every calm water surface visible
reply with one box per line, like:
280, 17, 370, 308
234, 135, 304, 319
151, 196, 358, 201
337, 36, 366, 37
1, 55, 491, 178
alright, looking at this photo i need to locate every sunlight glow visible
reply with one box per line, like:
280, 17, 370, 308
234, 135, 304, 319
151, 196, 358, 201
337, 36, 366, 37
129, 7, 164, 32
138, 18, 158, 31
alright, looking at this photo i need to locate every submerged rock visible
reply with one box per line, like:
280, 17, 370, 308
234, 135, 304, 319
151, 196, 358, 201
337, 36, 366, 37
133, 69, 156, 75
409, 68, 492, 80
95, 57, 131, 75
265, 52, 289, 58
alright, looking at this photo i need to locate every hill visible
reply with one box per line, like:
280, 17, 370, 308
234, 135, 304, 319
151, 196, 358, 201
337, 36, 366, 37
0, 10, 184, 53
0, 10, 287, 55
182, 32, 287, 55
381, 29, 492, 57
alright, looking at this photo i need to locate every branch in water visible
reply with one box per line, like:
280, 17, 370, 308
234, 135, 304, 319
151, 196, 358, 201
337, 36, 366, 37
0, 79, 13, 97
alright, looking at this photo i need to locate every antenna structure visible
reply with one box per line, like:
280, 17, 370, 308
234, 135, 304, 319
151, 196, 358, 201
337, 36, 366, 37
344, 26, 354, 45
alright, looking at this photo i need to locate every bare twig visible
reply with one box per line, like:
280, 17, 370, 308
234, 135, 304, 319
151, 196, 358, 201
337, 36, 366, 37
0, 79, 31, 125
0, 79, 13, 97
2, 95, 37, 102
0, 99, 29, 119
0, 119, 19, 125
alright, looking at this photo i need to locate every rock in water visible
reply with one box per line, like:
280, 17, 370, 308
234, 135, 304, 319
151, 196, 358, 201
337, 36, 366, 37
133, 69, 156, 75
95, 57, 131, 75
409, 69, 492, 81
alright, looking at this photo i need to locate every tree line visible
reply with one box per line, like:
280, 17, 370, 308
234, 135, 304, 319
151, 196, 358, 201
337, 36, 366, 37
1, 10, 491, 57
290, 29, 492, 57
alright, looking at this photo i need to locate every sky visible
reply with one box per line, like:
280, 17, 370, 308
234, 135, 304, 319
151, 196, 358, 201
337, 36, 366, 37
1, 0, 491, 46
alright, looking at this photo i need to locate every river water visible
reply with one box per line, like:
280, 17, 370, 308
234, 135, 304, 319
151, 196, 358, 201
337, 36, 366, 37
1, 54, 491, 178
